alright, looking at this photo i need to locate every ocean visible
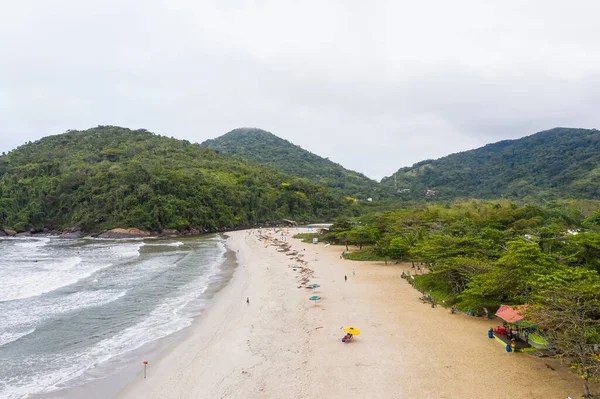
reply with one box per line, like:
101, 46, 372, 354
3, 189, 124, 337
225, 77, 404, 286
0, 234, 233, 399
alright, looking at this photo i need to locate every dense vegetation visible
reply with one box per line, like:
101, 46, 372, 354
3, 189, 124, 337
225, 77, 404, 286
327, 200, 600, 308
201, 128, 390, 200
382, 128, 600, 201
0, 126, 358, 232
325, 200, 600, 396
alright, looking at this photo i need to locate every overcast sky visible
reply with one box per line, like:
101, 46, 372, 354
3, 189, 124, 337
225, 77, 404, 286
2, 1, 599, 180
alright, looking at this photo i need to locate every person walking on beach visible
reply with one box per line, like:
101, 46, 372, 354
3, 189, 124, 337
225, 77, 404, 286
352, 269, 355, 276
246, 297, 250, 305
344, 275, 347, 282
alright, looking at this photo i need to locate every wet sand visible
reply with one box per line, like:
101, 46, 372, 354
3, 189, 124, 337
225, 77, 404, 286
118, 228, 591, 399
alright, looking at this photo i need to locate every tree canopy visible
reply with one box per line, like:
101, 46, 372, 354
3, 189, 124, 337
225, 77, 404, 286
201, 128, 391, 200
381, 128, 600, 201
0, 126, 357, 232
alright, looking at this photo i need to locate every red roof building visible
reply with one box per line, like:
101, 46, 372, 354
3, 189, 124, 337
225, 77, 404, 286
495, 304, 528, 324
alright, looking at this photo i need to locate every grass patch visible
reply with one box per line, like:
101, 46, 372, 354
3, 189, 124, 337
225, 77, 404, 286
342, 247, 388, 261
293, 233, 320, 243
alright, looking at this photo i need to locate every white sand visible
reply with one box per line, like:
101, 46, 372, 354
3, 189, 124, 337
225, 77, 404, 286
117, 228, 592, 399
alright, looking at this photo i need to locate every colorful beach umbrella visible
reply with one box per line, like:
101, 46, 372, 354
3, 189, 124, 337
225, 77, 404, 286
309, 295, 321, 304
343, 326, 360, 335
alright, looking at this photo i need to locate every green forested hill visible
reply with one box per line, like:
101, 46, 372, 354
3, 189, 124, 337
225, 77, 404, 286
0, 126, 355, 232
201, 128, 388, 199
382, 127, 600, 201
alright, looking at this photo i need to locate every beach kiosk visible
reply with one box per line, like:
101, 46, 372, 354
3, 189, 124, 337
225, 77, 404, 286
495, 304, 528, 325
492, 305, 533, 351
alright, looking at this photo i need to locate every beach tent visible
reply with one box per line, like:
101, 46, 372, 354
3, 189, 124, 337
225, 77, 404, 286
495, 304, 529, 324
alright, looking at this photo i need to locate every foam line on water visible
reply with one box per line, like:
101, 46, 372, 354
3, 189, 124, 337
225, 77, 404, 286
110, 241, 143, 258
0, 257, 112, 302
141, 241, 185, 247
0, 328, 36, 348
83, 256, 224, 366
0, 290, 127, 348
14, 237, 51, 249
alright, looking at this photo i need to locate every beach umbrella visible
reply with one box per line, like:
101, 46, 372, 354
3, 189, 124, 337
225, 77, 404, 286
343, 326, 361, 335
310, 284, 321, 288
309, 295, 321, 305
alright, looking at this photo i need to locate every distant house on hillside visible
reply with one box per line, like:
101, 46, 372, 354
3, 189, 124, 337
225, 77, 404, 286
398, 188, 411, 194
425, 190, 436, 197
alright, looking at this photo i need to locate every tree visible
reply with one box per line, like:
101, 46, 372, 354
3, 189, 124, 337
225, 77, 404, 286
527, 268, 600, 398
373, 235, 392, 264
430, 257, 492, 294
388, 237, 407, 262
346, 226, 379, 251
401, 227, 426, 267
568, 232, 600, 272
458, 239, 558, 309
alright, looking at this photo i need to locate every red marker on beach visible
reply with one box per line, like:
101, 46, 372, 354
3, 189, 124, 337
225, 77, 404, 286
143, 361, 148, 379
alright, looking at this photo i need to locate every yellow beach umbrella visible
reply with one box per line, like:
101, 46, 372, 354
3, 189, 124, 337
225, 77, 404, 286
343, 326, 360, 335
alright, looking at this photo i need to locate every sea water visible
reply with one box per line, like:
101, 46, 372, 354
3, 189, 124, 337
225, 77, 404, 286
0, 234, 230, 399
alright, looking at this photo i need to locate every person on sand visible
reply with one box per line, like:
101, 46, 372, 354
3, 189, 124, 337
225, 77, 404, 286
352, 269, 355, 276
345, 275, 347, 282
246, 297, 249, 305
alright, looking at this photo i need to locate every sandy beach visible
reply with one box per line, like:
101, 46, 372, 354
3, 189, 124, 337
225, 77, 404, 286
117, 228, 592, 399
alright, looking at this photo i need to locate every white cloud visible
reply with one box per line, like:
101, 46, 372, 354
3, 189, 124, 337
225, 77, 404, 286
1, 0, 599, 179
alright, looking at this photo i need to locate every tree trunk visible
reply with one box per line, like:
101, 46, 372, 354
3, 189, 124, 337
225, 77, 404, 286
584, 378, 590, 398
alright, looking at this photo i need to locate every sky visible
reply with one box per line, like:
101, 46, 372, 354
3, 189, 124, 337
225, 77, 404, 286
2, 1, 600, 180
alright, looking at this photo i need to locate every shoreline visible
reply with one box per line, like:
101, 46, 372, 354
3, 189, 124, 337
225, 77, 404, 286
29, 234, 238, 399
115, 228, 593, 399
116, 230, 300, 398
1, 222, 303, 240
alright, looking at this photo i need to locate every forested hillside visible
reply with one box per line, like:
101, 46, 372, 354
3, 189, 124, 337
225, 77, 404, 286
0, 126, 356, 232
382, 128, 600, 201
201, 128, 389, 199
